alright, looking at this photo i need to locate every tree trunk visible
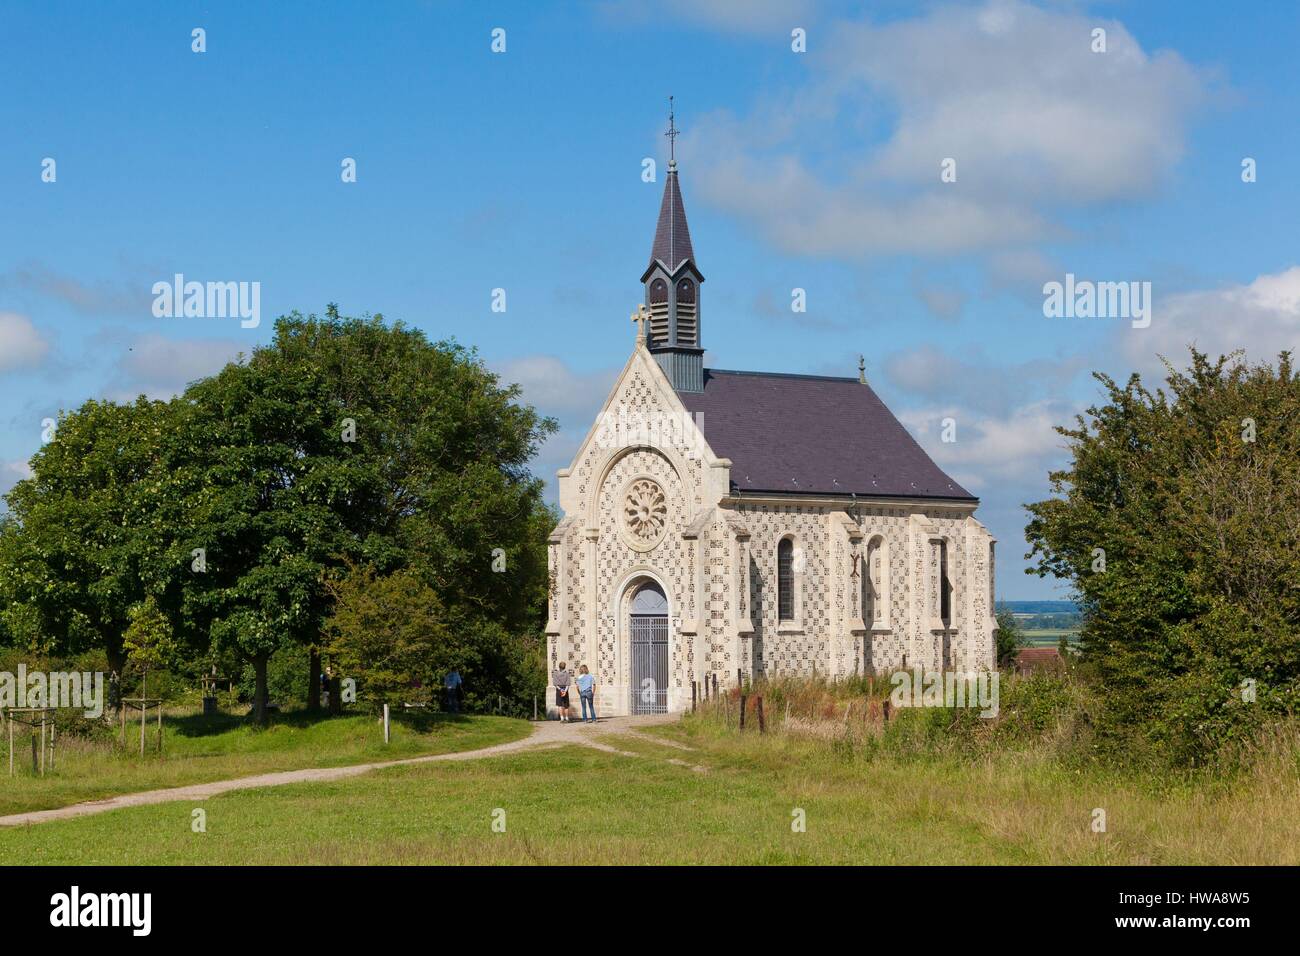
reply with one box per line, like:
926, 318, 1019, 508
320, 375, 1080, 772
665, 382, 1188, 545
306, 648, 321, 713
106, 643, 127, 721
252, 654, 270, 726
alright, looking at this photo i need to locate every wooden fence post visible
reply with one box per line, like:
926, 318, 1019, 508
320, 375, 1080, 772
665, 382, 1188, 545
712, 673, 718, 698
739, 694, 746, 730
383, 703, 391, 744
882, 698, 892, 722
757, 696, 766, 734
691, 680, 697, 713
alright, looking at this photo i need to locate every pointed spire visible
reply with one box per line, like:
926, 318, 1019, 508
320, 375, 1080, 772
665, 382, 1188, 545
641, 99, 704, 392
649, 169, 695, 273
649, 98, 695, 274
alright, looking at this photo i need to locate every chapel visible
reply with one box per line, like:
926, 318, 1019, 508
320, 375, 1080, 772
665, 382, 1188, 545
546, 152, 997, 716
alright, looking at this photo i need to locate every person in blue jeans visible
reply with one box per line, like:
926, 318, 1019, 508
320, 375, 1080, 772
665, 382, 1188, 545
576, 665, 597, 723
443, 668, 463, 714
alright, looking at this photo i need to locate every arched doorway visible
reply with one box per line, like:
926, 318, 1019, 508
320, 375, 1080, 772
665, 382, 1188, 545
629, 581, 669, 714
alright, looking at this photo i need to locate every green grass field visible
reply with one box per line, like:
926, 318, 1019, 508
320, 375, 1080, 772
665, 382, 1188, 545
1021, 629, 1079, 646
4, 714, 1296, 865
0, 709, 527, 817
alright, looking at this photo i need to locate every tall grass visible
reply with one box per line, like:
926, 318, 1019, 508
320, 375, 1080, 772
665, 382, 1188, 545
682, 669, 1300, 786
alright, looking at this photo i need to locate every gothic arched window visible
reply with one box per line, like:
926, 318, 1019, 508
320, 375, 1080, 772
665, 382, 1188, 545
939, 540, 952, 626
676, 278, 695, 303
777, 538, 795, 622
649, 278, 668, 304
864, 535, 889, 628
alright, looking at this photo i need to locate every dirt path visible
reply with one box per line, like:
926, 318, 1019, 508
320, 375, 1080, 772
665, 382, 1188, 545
0, 714, 682, 828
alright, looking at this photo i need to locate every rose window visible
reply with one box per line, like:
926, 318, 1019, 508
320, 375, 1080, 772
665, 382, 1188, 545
624, 479, 668, 546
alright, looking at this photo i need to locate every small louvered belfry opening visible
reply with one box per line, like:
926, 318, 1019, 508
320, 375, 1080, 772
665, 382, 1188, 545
648, 278, 669, 347
778, 538, 795, 621
675, 278, 697, 346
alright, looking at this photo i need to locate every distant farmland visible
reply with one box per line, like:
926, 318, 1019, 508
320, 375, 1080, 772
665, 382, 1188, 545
998, 600, 1081, 646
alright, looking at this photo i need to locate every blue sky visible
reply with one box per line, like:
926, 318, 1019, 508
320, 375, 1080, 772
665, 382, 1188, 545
2, 0, 1297, 599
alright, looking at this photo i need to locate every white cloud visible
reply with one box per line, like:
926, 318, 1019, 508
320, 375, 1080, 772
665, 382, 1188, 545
490, 355, 623, 500
888, 267, 1300, 494
883, 344, 1089, 417
844, 1, 1204, 202
1123, 266, 1300, 375
0, 263, 149, 315
899, 399, 1071, 490
492, 355, 618, 419
598, 0, 812, 34
105, 334, 245, 401
0, 459, 34, 500
695, 143, 1050, 256
686, 0, 1209, 260
911, 273, 966, 322
0, 312, 51, 372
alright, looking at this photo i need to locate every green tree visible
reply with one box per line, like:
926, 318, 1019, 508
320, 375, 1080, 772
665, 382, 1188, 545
994, 608, 1025, 668
324, 565, 448, 710
123, 595, 178, 698
0, 310, 558, 726
169, 310, 557, 722
1025, 350, 1300, 764
246, 311, 557, 708
168, 355, 343, 724
0, 398, 178, 678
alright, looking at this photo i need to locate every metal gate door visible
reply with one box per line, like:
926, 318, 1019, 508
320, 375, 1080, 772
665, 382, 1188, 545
630, 613, 668, 714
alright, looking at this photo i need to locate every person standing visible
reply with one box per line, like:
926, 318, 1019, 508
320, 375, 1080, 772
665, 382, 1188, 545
576, 665, 597, 724
553, 662, 573, 722
444, 668, 463, 714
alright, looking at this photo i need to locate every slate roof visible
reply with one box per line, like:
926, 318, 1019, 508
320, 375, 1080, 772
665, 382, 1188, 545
675, 369, 976, 502
649, 166, 695, 273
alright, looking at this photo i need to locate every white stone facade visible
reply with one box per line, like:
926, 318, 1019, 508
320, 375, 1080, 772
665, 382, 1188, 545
546, 339, 997, 717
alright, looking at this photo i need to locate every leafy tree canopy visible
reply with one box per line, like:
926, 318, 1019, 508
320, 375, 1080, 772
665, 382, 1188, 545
0, 397, 178, 673
1025, 349, 1300, 764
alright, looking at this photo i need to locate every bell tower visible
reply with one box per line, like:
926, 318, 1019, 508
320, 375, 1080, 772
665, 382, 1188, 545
641, 99, 704, 392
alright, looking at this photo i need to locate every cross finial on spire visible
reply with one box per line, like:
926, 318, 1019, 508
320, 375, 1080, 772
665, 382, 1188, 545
858, 355, 867, 384
631, 304, 649, 344
665, 95, 680, 166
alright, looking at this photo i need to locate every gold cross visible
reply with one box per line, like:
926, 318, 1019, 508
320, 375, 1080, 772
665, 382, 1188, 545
631, 304, 649, 343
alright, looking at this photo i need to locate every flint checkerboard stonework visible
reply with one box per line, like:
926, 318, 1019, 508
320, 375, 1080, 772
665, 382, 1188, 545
545, 163, 995, 717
